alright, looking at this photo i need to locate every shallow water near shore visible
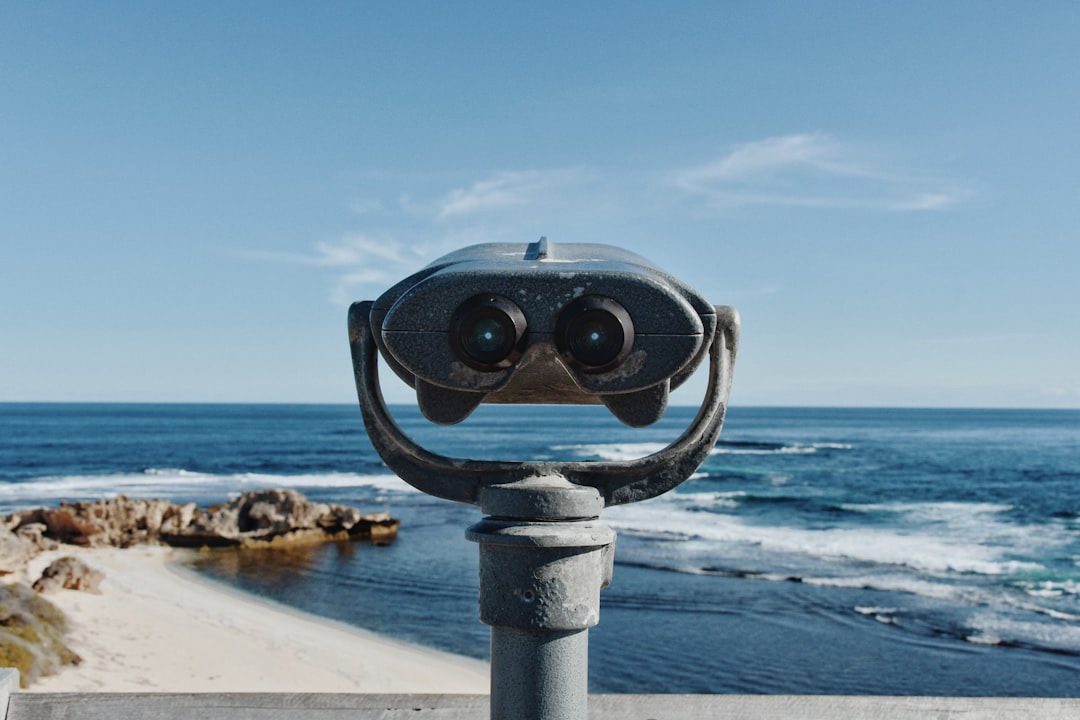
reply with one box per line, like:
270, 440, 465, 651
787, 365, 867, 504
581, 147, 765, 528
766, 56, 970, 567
3, 402, 1080, 694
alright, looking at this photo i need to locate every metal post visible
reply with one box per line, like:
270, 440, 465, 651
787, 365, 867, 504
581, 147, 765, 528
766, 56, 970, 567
489, 628, 588, 720
467, 479, 615, 720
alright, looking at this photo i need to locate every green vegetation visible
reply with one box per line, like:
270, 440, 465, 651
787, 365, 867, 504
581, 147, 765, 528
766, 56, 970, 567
0, 583, 80, 688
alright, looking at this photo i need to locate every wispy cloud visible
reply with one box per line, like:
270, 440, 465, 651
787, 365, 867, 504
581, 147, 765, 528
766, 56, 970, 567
311, 235, 414, 268
436, 169, 588, 219
675, 134, 971, 211
259, 137, 973, 306
242, 234, 418, 269
242, 234, 431, 306
315, 235, 431, 305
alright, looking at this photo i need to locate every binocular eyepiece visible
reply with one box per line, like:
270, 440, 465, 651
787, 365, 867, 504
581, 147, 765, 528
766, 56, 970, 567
450, 292, 633, 373
357, 238, 728, 427
449, 293, 528, 370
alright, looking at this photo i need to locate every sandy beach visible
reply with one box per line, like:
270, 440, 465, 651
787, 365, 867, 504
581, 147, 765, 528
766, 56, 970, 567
18, 546, 490, 693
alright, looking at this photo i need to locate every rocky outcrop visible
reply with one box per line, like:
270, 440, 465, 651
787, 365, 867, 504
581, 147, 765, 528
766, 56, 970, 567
0, 489, 396, 688
4, 489, 399, 551
164, 489, 399, 548
32, 557, 104, 594
0, 524, 41, 576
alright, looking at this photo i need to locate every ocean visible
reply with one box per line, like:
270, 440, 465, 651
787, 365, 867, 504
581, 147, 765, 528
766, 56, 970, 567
1, 402, 1078, 695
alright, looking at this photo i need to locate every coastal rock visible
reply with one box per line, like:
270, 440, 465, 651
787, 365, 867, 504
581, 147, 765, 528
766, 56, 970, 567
6, 498, 182, 548
13, 523, 57, 552
0, 524, 40, 576
169, 489, 398, 548
32, 556, 104, 594
5, 490, 398, 550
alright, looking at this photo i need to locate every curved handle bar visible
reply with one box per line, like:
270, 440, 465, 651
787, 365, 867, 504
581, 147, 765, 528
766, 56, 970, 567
348, 301, 738, 509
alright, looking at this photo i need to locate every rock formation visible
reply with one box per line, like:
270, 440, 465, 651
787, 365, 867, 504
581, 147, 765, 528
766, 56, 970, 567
0, 489, 395, 687
0, 523, 41, 577
4, 489, 399, 551
32, 557, 105, 594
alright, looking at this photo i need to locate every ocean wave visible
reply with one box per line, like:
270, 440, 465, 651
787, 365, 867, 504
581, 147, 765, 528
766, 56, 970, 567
1017, 579, 1080, 600
964, 612, 1080, 654
605, 497, 1056, 578
803, 574, 983, 600
853, 606, 900, 625
841, 501, 1015, 520
549, 439, 853, 462
549, 442, 669, 461
0, 468, 416, 510
712, 441, 854, 456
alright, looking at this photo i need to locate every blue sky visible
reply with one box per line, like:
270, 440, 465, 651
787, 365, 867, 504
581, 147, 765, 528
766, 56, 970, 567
2, 2, 1078, 408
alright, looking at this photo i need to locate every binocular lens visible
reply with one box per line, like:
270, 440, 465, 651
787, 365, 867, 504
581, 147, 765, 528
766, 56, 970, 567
557, 296, 634, 372
450, 294, 527, 370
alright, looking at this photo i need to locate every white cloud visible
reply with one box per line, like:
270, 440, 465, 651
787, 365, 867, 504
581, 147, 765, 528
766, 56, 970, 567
284, 139, 972, 307
436, 169, 588, 219
242, 234, 431, 306
684, 134, 841, 181
315, 235, 431, 306
675, 134, 971, 212
312, 234, 412, 267
307, 169, 591, 306
329, 269, 399, 307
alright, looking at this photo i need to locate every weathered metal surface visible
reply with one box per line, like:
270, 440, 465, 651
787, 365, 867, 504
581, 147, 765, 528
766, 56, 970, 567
466, 515, 614, 720
347, 301, 738, 510
348, 241, 740, 720
490, 633, 588, 720
367, 240, 714, 426
9, 694, 1080, 720
467, 518, 614, 630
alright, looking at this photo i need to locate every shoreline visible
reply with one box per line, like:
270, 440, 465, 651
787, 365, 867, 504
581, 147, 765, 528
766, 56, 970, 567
18, 545, 490, 693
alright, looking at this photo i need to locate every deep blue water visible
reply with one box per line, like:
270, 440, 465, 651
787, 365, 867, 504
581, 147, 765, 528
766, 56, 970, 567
2, 403, 1079, 695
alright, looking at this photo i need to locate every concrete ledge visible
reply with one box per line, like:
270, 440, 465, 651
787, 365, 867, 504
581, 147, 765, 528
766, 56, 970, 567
0, 670, 17, 720
6, 693, 1080, 720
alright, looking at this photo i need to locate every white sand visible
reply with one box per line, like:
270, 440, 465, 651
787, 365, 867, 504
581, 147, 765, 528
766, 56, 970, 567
19, 546, 490, 693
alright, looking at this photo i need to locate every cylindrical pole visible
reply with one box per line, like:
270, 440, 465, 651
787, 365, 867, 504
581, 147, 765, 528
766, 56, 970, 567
467, 511, 615, 720
490, 628, 589, 720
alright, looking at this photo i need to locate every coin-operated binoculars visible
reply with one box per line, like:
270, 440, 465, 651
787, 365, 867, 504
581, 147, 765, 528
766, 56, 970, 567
348, 238, 738, 720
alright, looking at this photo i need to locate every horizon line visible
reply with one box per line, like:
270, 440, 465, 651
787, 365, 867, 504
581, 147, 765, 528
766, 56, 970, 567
1, 401, 1077, 413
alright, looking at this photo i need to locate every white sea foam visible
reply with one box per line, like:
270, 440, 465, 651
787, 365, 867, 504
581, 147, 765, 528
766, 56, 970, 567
549, 440, 853, 461
712, 442, 853, 455
854, 606, 899, 615
0, 469, 415, 509
606, 495, 1051, 577
964, 611, 1080, 653
1019, 579, 1080, 598
550, 442, 669, 461
808, 571, 1080, 626
679, 490, 746, 509
854, 606, 900, 624
805, 574, 978, 601
842, 501, 1014, 520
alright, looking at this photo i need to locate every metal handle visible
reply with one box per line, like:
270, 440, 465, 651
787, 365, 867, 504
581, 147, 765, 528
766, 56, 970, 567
348, 301, 739, 510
